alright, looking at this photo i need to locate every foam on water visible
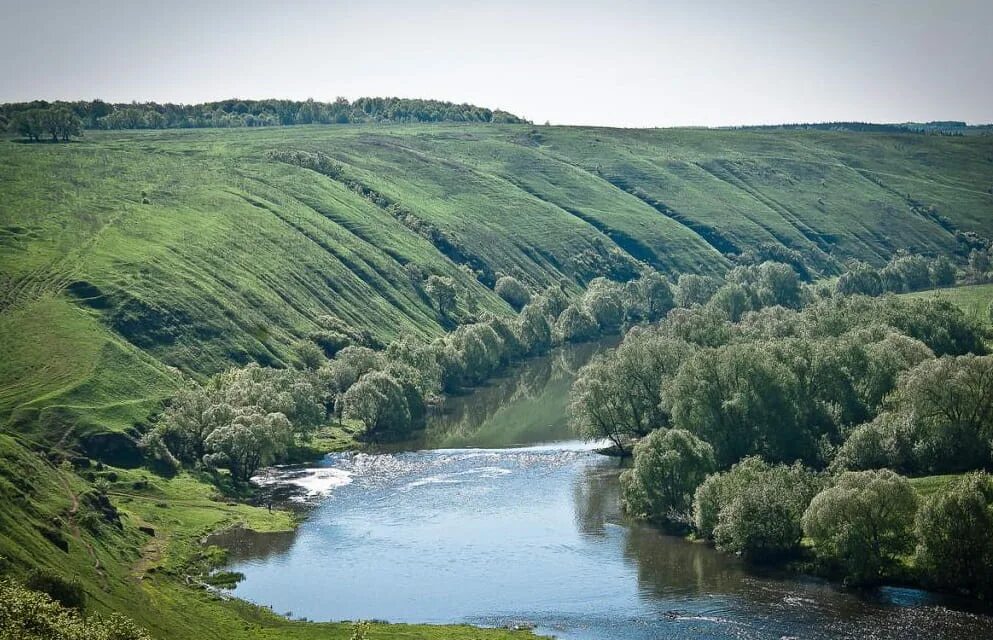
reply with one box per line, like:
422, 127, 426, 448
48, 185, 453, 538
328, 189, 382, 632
404, 466, 514, 490
252, 466, 352, 501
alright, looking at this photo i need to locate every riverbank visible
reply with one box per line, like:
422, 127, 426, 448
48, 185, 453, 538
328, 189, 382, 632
213, 441, 993, 639
59, 339, 611, 638
95, 459, 540, 639
657, 473, 981, 602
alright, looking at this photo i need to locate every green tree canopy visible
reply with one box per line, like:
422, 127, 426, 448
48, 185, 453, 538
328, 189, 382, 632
694, 457, 821, 559
494, 275, 531, 311
0, 579, 151, 640
885, 354, 993, 473
425, 275, 457, 319
802, 469, 917, 584
203, 410, 293, 481
620, 428, 715, 528
836, 262, 883, 296
556, 304, 598, 343
342, 370, 411, 439
675, 273, 722, 308
582, 278, 625, 332
914, 472, 993, 598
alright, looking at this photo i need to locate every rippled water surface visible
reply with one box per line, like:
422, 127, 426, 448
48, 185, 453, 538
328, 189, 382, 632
217, 342, 993, 639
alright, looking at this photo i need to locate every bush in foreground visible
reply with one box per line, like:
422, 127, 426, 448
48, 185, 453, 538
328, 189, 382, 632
0, 579, 150, 640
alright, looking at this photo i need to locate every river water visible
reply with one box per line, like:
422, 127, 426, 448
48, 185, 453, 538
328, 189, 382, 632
215, 340, 993, 639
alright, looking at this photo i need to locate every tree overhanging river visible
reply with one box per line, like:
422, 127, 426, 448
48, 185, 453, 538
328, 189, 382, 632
210, 339, 993, 639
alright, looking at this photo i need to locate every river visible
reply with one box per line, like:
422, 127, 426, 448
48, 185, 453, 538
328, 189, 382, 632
213, 339, 993, 639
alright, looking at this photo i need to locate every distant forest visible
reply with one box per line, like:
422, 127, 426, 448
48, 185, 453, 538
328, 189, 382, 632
733, 121, 993, 136
0, 97, 527, 132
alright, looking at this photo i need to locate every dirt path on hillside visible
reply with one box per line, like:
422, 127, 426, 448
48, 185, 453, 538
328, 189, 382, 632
54, 464, 106, 583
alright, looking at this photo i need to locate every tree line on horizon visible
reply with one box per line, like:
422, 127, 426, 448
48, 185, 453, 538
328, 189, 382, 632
1, 98, 526, 139
731, 121, 992, 136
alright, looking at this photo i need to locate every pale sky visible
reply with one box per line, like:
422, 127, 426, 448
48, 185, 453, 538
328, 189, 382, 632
2, 0, 991, 127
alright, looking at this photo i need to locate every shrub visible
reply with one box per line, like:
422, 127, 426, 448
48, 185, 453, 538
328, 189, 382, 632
425, 275, 457, 318
0, 579, 150, 640
885, 355, 993, 473
694, 457, 821, 559
555, 304, 597, 343
707, 283, 751, 322
630, 270, 675, 321
930, 256, 956, 287
830, 412, 913, 473
309, 330, 352, 358
620, 429, 715, 528
802, 469, 917, 584
836, 262, 882, 296
887, 255, 933, 292
517, 302, 552, 356
202, 411, 293, 482
494, 275, 531, 310
293, 340, 325, 370
914, 472, 993, 597
675, 274, 722, 307
342, 371, 411, 438
24, 569, 86, 610
582, 278, 625, 331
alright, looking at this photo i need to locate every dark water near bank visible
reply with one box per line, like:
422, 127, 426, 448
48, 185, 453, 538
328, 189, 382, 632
216, 341, 993, 639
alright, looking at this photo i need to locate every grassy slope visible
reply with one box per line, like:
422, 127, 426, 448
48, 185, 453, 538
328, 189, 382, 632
2, 125, 991, 435
0, 432, 532, 639
2, 124, 993, 638
0, 295, 179, 444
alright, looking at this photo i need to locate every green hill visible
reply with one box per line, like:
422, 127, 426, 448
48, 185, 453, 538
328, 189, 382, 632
2, 124, 992, 445
2, 119, 993, 639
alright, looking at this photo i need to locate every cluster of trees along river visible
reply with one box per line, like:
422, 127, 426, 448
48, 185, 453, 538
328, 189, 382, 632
573, 277, 993, 594
144, 251, 993, 599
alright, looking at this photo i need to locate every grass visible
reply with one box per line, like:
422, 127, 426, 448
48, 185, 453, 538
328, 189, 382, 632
0, 295, 180, 444
909, 474, 963, 498
3, 123, 993, 637
2, 126, 993, 445
902, 282, 993, 324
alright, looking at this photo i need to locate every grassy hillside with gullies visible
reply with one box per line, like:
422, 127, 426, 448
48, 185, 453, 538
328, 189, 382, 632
2, 124, 992, 446
1, 122, 992, 638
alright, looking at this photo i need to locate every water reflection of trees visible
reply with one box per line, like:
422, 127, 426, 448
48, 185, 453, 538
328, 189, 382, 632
572, 459, 624, 537
622, 520, 748, 599
568, 460, 961, 630
207, 528, 298, 564
572, 459, 747, 598
423, 339, 612, 447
